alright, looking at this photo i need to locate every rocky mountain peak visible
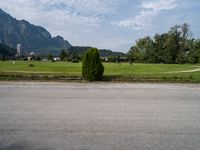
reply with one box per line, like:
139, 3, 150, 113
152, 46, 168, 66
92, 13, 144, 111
0, 9, 71, 55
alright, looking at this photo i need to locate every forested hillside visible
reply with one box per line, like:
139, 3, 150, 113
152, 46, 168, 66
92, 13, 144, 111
0, 43, 16, 59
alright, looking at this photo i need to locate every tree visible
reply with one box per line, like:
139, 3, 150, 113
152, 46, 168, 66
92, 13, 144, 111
178, 23, 191, 63
59, 50, 67, 61
188, 40, 200, 63
82, 48, 104, 81
167, 23, 191, 64
128, 46, 142, 63
48, 54, 53, 61
128, 37, 154, 63
153, 33, 168, 63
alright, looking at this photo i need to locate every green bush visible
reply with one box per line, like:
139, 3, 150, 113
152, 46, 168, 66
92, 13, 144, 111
29, 64, 34, 67
82, 48, 104, 81
72, 59, 79, 63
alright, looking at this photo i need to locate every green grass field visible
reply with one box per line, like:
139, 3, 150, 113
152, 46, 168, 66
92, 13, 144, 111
0, 61, 200, 82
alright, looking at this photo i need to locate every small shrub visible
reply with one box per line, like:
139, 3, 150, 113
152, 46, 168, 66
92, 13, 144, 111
29, 64, 34, 67
23, 58, 28, 61
72, 59, 79, 63
67, 58, 72, 62
173, 75, 178, 80
82, 48, 104, 81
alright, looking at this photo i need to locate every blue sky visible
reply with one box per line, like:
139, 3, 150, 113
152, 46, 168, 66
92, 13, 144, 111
0, 0, 200, 52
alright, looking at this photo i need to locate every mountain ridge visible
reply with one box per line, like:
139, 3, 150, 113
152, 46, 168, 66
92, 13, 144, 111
67, 46, 126, 57
0, 9, 71, 55
0, 9, 125, 57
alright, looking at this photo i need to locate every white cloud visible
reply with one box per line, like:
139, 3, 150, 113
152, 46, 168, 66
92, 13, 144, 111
0, 0, 125, 49
0, 0, 113, 25
0, 0, 199, 51
142, 0, 177, 11
115, 0, 178, 30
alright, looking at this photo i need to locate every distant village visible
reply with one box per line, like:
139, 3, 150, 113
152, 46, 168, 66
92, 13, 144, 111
15, 43, 61, 62
15, 43, 129, 63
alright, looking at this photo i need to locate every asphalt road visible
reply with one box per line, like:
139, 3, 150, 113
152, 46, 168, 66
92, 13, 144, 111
0, 82, 200, 150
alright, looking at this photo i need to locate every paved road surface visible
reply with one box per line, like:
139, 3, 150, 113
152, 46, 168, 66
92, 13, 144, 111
0, 82, 200, 150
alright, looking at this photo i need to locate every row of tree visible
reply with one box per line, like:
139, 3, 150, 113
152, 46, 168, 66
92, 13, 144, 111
128, 23, 200, 64
59, 47, 128, 63
59, 49, 80, 62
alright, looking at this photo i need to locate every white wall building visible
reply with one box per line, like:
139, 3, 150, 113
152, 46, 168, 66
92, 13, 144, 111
16, 43, 23, 56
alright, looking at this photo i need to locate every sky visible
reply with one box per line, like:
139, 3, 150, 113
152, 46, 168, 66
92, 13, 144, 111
0, 0, 200, 52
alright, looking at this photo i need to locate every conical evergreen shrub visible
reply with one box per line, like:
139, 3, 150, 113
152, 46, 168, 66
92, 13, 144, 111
82, 48, 104, 81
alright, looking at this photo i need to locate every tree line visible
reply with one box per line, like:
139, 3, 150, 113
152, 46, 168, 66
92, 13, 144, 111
128, 23, 200, 64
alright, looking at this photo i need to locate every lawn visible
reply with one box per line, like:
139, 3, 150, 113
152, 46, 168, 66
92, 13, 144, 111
0, 61, 82, 75
0, 61, 200, 82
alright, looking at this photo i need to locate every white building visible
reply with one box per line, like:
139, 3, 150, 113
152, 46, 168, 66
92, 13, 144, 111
53, 57, 60, 61
16, 44, 23, 56
27, 51, 36, 61
30, 51, 35, 56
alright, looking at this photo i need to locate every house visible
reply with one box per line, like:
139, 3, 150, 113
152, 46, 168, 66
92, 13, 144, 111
27, 51, 35, 61
53, 57, 60, 61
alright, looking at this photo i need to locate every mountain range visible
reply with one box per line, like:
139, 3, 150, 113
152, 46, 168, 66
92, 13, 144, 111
0, 9, 125, 57
67, 46, 126, 57
0, 9, 71, 55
